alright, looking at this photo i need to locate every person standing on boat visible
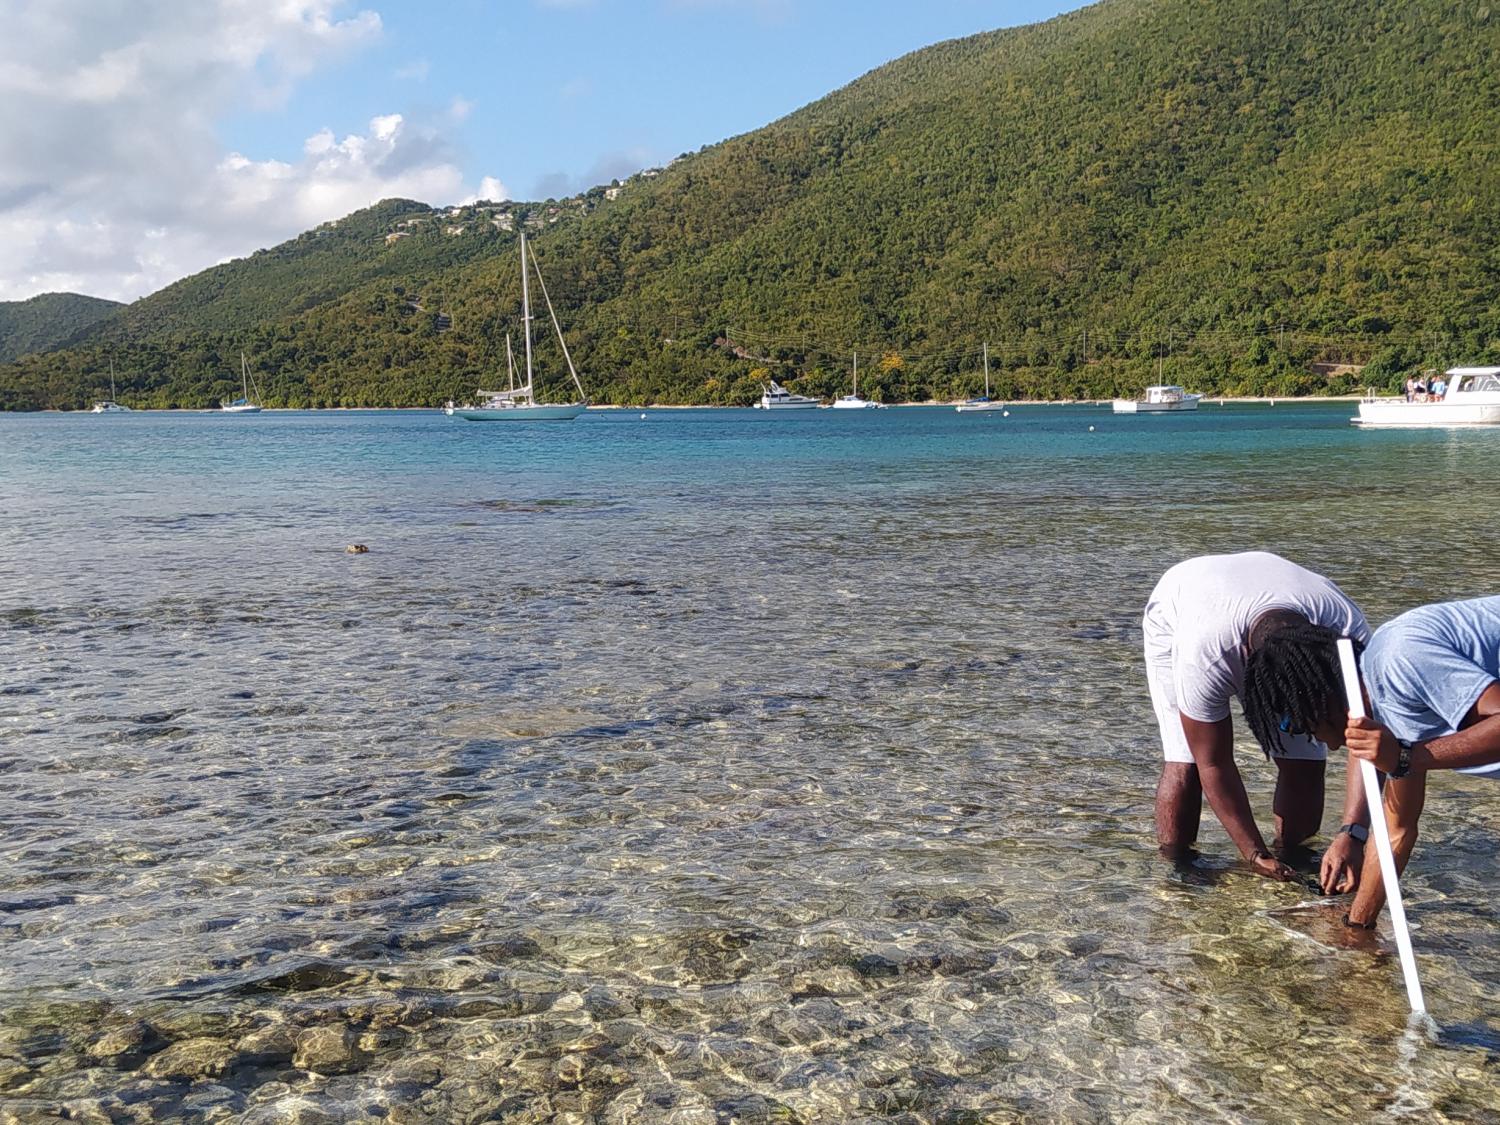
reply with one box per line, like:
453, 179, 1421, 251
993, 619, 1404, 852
1146, 552, 1371, 889
1239, 596, 1500, 927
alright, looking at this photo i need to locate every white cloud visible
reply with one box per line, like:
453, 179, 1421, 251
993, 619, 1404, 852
0, 1, 503, 302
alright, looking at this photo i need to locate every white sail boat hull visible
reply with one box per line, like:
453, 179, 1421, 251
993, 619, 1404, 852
221, 402, 262, 414
956, 400, 1005, 413
453, 403, 587, 421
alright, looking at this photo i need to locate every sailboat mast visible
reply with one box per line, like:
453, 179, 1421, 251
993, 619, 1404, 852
853, 352, 858, 396
241, 352, 249, 399
505, 333, 516, 392
520, 232, 535, 395
983, 342, 990, 398
109, 358, 117, 400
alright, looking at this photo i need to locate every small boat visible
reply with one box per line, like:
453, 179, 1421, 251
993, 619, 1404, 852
831, 353, 884, 409
755, 379, 820, 410
1112, 385, 1201, 414
1354, 367, 1500, 427
222, 353, 263, 413
91, 360, 132, 413
956, 342, 1006, 413
450, 232, 588, 422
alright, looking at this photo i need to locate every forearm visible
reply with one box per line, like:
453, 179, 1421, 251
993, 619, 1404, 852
1339, 749, 1370, 827
1348, 773, 1425, 925
1413, 714, 1500, 771
1197, 762, 1270, 859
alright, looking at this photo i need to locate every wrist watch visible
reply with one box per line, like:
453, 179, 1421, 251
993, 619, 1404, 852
1336, 823, 1369, 844
1390, 740, 1413, 779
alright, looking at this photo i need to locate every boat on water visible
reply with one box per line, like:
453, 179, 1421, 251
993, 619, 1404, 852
755, 379, 820, 410
1354, 366, 1500, 427
450, 232, 588, 422
831, 353, 884, 409
1112, 385, 1202, 414
222, 353, 263, 413
956, 342, 1006, 413
91, 360, 131, 413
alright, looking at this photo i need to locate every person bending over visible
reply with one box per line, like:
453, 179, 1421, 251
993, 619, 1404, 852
1146, 552, 1372, 889
1244, 595, 1500, 927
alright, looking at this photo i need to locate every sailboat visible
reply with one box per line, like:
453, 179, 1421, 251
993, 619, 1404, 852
450, 231, 588, 421
956, 342, 1006, 412
221, 353, 263, 413
91, 359, 132, 413
831, 352, 885, 409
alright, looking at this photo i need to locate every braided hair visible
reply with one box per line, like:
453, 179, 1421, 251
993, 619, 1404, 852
1242, 620, 1360, 759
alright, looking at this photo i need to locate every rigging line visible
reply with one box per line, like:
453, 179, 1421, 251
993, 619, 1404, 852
527, 243, 588, 403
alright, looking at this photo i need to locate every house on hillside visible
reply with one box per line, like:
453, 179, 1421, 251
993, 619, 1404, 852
492, 214, 514, 231
445, 225, 465, 236
605, 186, 623, 201
384, 231, 410, 245
1311, 362, 1365, 379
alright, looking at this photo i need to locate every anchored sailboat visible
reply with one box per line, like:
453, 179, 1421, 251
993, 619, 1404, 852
832, 352, 884, 409
91, 359, 131, 413
221, 353, 263, 413
450, 232, 589, 422
956, 342, 1006, 413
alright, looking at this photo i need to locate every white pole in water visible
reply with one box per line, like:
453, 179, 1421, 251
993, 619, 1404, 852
1337, 638, 1426, 1014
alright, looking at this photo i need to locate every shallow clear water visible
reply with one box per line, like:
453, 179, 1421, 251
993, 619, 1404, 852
1, 404, 1497, 1123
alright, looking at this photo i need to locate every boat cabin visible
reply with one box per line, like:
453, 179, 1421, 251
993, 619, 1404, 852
1143, 385, 1189, 404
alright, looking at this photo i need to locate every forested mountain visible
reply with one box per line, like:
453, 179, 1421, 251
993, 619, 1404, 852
0, 293, 122, 363
6, 0, 1500, 409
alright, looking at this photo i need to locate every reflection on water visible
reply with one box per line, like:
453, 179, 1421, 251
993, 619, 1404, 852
1, 406, 1497, 1122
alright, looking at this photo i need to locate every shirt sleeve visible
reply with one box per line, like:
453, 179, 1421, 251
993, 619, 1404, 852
1174, 652, 1234, 723
1377, 639, 1497, 741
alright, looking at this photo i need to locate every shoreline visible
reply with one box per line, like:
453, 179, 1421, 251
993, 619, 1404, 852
10, 395, 1372, 415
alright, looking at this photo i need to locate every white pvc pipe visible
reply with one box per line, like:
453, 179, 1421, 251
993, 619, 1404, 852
1337, 638, 1426, 1014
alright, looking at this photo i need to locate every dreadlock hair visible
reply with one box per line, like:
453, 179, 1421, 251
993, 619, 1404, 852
1242, 619, 1360, 760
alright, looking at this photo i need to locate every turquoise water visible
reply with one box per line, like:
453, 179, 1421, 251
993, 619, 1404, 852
1, 403, 1497, 1121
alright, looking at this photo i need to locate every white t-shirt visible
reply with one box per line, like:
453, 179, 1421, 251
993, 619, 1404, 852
1143, 552, 1370, 722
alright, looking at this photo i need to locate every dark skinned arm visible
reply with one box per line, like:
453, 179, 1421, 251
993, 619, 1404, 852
1181, 714, 1296, 880
1344, 682, 1500, 923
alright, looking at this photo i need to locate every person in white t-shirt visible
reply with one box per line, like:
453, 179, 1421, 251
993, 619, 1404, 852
1144, 552, 1371, 889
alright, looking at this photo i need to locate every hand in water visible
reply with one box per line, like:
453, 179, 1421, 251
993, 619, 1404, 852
1319, 833, 1364, 894
1250, 853, 1298, 881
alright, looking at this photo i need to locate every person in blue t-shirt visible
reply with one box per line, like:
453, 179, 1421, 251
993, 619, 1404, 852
1242, 596, 1500, 928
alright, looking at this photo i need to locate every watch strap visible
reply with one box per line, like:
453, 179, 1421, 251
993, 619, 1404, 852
1337, 823, 1369, 844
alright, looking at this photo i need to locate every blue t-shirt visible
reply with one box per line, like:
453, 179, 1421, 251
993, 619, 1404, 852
1362, 596, 1500, 778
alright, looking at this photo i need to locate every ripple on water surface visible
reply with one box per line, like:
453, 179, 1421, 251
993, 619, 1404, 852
1, 406, 1498, 1122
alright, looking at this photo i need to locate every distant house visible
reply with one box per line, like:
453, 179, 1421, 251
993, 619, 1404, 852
605, 186, 623, 201
492, 214, 515, 231
1311, 362, 1365, 378
445, 225, 465, 235
384, 231, 410, 245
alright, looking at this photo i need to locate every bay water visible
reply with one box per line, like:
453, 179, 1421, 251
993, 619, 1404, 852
2, 404, 1497, 1122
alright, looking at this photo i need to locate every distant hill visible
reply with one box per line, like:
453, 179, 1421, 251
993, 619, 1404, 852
6, 0, 1500, 409
0, 293, 123, 363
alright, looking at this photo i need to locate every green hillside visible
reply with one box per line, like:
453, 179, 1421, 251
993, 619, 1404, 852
6, 0, 1500, 410
0, 293, 123, 363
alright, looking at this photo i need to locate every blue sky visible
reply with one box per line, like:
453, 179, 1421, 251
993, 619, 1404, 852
222, 1, 1088, 202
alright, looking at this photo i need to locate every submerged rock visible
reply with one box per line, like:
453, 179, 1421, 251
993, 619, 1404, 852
0, 1057, 31, 1091
235, 1022, 297, 1066
142, 1036, 235, 1079
87, 1020, 164, 1067
292, 1025, 366, 1075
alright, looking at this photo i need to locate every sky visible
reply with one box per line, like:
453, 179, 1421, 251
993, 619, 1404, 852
0, 1, 1087, 304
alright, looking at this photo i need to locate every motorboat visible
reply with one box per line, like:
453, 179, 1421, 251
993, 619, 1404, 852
755, 380, 820, 409
1112, 385, 1201, 414
222, 352, 263, 413
450, 231, 589, 422
957, 342, 1007, 413
91, 360, 132, 413
831, 353, 884, 409
1354, 367, 1500, 427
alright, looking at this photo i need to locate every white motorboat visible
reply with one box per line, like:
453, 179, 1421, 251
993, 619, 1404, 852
1112, 385, 1201, 414
450, 231, 589, 422
831, 353, 884, 409
956, 342, 1007, 413
221, 352, 263, 413
755, 379, 820, 410
91, 360, 132, 413
1354, 366, 1500, 427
